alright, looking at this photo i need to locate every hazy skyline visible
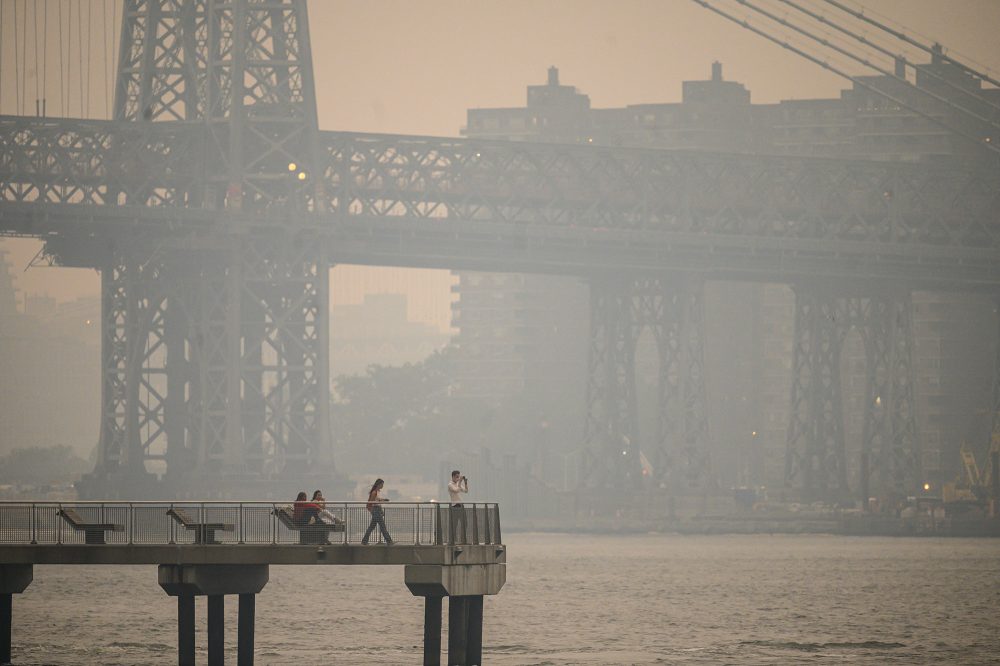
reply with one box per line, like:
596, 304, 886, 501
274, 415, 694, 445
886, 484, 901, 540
1, 0, 998, 330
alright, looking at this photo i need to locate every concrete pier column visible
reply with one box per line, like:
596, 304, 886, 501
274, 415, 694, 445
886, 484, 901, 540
178, 595, 195, 666
422, 596, 442, 665
466, 596, 483, 665
406, 564, 506, 666
0, 564, 32, 666
208, 595, 224, 665
447, 596, 468, 666
159, 565, 268, 666
238, 593, 255, 666
2, 593, 11, 665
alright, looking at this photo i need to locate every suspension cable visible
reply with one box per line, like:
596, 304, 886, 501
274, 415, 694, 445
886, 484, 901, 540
688, 0, 1000, 157
42, 0, 48, 116
735, 0, 1000, 132
85, 0, 92, 118
0, 1, 5, 115
32, 0, 38, 115
58, 0, 64, 117
821, 0, 1000, 91
76, 0, 83, 117
14, 0, 21, 115
103, 0, 109, 117
776, 0, 1000, 117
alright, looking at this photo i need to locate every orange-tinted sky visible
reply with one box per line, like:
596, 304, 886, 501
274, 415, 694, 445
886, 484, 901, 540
1, 0, 998, 329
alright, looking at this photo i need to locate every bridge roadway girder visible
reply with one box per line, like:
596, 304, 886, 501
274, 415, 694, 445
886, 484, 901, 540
2, 117, 999, 287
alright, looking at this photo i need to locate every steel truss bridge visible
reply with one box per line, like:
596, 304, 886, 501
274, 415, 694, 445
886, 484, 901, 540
1, 0, 999, 502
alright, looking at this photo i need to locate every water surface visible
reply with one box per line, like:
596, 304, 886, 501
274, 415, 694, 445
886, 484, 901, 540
11, 533, 1000, 664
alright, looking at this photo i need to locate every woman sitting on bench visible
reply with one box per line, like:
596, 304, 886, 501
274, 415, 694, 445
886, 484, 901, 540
311, 490, 340, 525
292, 491, 322, 525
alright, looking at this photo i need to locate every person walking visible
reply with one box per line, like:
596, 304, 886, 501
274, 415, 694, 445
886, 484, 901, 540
448, 470, 469, 544
361, 478, 393, 545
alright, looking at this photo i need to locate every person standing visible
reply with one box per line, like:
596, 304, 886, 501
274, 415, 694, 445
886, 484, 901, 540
361, 478, 393, 545
448, 470, 469, 544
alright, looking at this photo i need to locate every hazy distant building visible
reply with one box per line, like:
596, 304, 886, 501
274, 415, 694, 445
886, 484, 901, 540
0, 253, 100, 457
459, 61, 998, 490
331, 293, 451, 377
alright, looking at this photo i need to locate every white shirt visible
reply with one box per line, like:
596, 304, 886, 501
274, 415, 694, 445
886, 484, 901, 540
448, 478, 468, 504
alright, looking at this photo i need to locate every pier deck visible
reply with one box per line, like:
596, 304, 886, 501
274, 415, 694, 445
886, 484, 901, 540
0, 501, 504, 666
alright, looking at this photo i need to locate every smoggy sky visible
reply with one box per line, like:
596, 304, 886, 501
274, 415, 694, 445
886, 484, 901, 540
1, 0, 998, 326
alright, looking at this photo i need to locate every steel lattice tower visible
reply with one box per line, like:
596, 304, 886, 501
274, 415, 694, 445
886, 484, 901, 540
83, 0, 332, 497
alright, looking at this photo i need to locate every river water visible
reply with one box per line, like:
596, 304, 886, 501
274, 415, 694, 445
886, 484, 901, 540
9, 533, 1000, 665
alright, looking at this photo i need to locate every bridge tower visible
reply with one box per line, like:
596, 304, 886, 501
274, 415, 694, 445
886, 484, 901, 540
582, 276, 709, 493
81, 0, 332, 497
785, 285, 920, 504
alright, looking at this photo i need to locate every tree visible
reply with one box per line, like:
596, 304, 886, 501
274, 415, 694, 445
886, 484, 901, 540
0, 445, 91, 486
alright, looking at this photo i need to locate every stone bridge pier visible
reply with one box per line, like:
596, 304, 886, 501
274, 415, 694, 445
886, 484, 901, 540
785, 285, 920, 504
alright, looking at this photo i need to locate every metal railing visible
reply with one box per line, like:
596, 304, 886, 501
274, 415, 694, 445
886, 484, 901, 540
0, 502, 501, 547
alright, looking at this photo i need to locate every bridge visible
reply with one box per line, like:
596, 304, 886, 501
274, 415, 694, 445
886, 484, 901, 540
0, 1, 998, 503
0, 500, 505, 665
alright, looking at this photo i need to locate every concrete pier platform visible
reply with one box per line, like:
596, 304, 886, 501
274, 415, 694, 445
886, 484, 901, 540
0, 501, 505, 665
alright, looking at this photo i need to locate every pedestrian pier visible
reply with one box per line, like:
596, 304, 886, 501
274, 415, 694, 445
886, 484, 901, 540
0, 501, 505, 665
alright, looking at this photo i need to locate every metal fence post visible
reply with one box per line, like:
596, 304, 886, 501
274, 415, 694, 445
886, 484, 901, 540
493, 504, 502, 544
169, 503, 176, 545
471, 503, 480, 544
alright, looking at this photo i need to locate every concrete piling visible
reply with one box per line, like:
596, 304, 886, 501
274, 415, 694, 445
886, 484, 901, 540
466, 595, 484, 665
423, 596, 442, 665
238, 593, 255, 666
208, 595, 224, 665
177, 595, 195, 666
447, 596, 468, 666
159, 565, 268, 666
1, 593, 11, 665
0, 564, 32, 666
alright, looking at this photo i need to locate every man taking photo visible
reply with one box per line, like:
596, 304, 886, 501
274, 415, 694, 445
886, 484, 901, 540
448, 470, 469, 544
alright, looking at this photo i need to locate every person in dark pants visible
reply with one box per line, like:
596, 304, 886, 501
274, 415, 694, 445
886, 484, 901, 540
361, 478, 393, 545
448, 470, 469, 544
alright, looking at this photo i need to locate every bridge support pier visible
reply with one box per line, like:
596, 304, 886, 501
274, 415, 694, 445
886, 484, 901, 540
582, 277, 708, 493
159, 565, 268, 666
786, 287, 920, 503
0, 565, 32, 666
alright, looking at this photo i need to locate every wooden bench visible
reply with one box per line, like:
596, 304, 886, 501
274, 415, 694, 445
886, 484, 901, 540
166, 508, 234, 544
57, 507, 124, 544
274, 507, 344, 545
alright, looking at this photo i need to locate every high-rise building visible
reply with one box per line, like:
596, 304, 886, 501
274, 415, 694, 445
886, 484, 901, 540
457, 61, 998, 490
